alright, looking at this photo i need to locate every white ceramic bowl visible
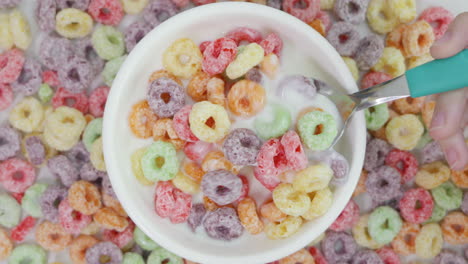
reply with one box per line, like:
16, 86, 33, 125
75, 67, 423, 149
103, 3, 366, 263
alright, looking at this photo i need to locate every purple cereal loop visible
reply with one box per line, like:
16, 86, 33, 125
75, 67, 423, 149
65, 142, 90, 169
245, 67, 263, 84
222, 128, 262, 166
35, 0, 56, 33
266, 0, 282, 9
11, 58, 43, 96
330, 152, 350, 186
371, 190, 403, 212
79, 162, 106, 182
124, 21, 152, 52
203, 207, 244, 241
102, 174, 116, 198
0, 0, 20, 8
39, 34, 74, 70
326, 22, 361, 57
321, 231, 357, 263
366, 165, 402, 203
56, 0, 90, 10
0, 125, 20, 161
420, 141, 445, 164
85, 242, 123, 264
40, 185, 68, 223
334, 0, 368, 24
74, 37, 105, 75
58, 55, 94, 93
25, 136, 46, 166
48, 155, 80, 187
355, 34, 384, 71
364, 138, 392, 172
434, 250, 466, 264
462, 192, 468, 215
201, 170, 243, 206
147, 77, 185, 118
143, 0, 178, 28
276, 74, 317, 99
352, 249, 383, 264
187, 203, 206, 232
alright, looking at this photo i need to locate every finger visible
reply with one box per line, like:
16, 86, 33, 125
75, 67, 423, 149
438, 132, 468, 171
429, 88, 467, 139
430, 12, 468, 59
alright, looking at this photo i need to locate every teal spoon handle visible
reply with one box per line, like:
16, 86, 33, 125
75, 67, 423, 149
406, 49, 468, 98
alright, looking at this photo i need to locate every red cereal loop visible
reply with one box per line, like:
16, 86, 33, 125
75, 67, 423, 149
0, 49, 25, 85
399, 188, 434, 224
329, 199, 360, 231
154, 181, 192, 224
52, 87, 89, 114
225, 27, 263, 45
316, 11, 331, 31
376, 246, 401, 264
385, 149, 418, 183
88, 0, 124, 26
58, 198, 93, 235
42, 70, 61, 87
173, 105, 199, 142
202, 37, 238, 76
308, 247, 328, 264
282, 0, 320, 23
235, 175, 250, 203
418, 6, 454, 40
103, 221, 135, 248
11, 192, 24, 204
199, 41, 212, 53
183, 141, 214, 163
11, 216, 36, 242
192, 0, 215, 5
254, 138, 287, 191
259, 33, 283, 57
360, 71, 392, 90
171, 0, 189, 8
0, 158, 36, 194
89, 86, 110, 117
0, 83, 14, 111
280, 131, 308, 171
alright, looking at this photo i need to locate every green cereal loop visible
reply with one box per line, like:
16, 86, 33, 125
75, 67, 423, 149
38, 84, 53, 103
147, 247, 184, 264
134, 226, 159, 251
92, 25, 125, 60
364, 103, 389, 131
123, 252, 145, 264
83, 118, 103, 151
431, 181, 462, 210
368, 206, 402, 244
297, 110, 337, 151
22, 183, 48, 218
423, 204, 446, 224
8, 244, 47, 264
141, 141, 179, 181
102, 55, 127, 86
0, 193, 21, 228
415, 131, 432, 149
254, 104, 292, 140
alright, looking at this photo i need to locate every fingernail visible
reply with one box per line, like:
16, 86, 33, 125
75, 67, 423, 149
444, 148, 460, 169
430, 111, 445, 130
432, 31, 452, 46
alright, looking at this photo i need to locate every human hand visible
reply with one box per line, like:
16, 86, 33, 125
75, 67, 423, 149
429, 12, 468, 171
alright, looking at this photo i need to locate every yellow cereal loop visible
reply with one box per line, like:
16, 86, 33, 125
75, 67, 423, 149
260, 53, 279, 79
320, 0, 335, 10
163, 38, 202, 79
265, 216, 303, 239
226, 43, 264, 79
45, 106, 86, 139
408, 53, 433, 69
367, 0, 399, 34
273, 183, 311, 217
90, 137, 106, 171
0, 13, 13, 50
189, 101, 231, 143
415, 223, 443, 259
43, 127, 79, 151
414, 161, 450, 189
9, 97, 44, 133
81, 221, 101, 235
122, 0, 149, 14
9, 9, 32, 50
388, 0, 416, 23
301, 187, 333, 220
372, 47, 406, 77
172, 171, 199, 194
292, 164, 333, 193
342, 57, 359, 81
385, 114, 424, 150
56, 8, 93, 39
352, 214, 384, 249
36, 105, 53, 133
131, 147, 154, 186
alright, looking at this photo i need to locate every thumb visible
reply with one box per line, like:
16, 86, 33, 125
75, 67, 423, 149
430, 12, 468, 59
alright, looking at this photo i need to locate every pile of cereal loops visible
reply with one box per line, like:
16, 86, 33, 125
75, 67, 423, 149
0, 0, 466, 262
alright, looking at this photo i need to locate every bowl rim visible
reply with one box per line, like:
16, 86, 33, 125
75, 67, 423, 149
103, 2, 366, 263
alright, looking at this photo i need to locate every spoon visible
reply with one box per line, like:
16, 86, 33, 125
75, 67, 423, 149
316, 49, 468, 148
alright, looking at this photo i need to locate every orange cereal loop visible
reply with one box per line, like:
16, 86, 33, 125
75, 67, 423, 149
391, 222, 420, 256
129, 100, 159, 138
421, 100, 436, 128
69, 235, 99, 264
187, 71, 211, 102
182, 160, 204, 183
84, 114, 95, 124
148, 69, 183, 86
203, 196, 220, 211
94, 207, 129, 232
386, 24, 409, 57
103, 192, 127, 218
36, 221, 72, 251
441, 211, 468, 245
260, 201, 287, 222
403, 21, 435, 58
227, 79, 266, 117
68, 180, 102, 215
309, 19, 326, 36
353, 169, 368, 197
237, 197, 264, 235
152, 118, 185, 150
279, 248, 314, 264
260, 54, 280, 79
451, 165, 468, 188
201, 151, 239, 174
206, 77, 226, 106
0, 227, 12, 261
392, 97, 425, 115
